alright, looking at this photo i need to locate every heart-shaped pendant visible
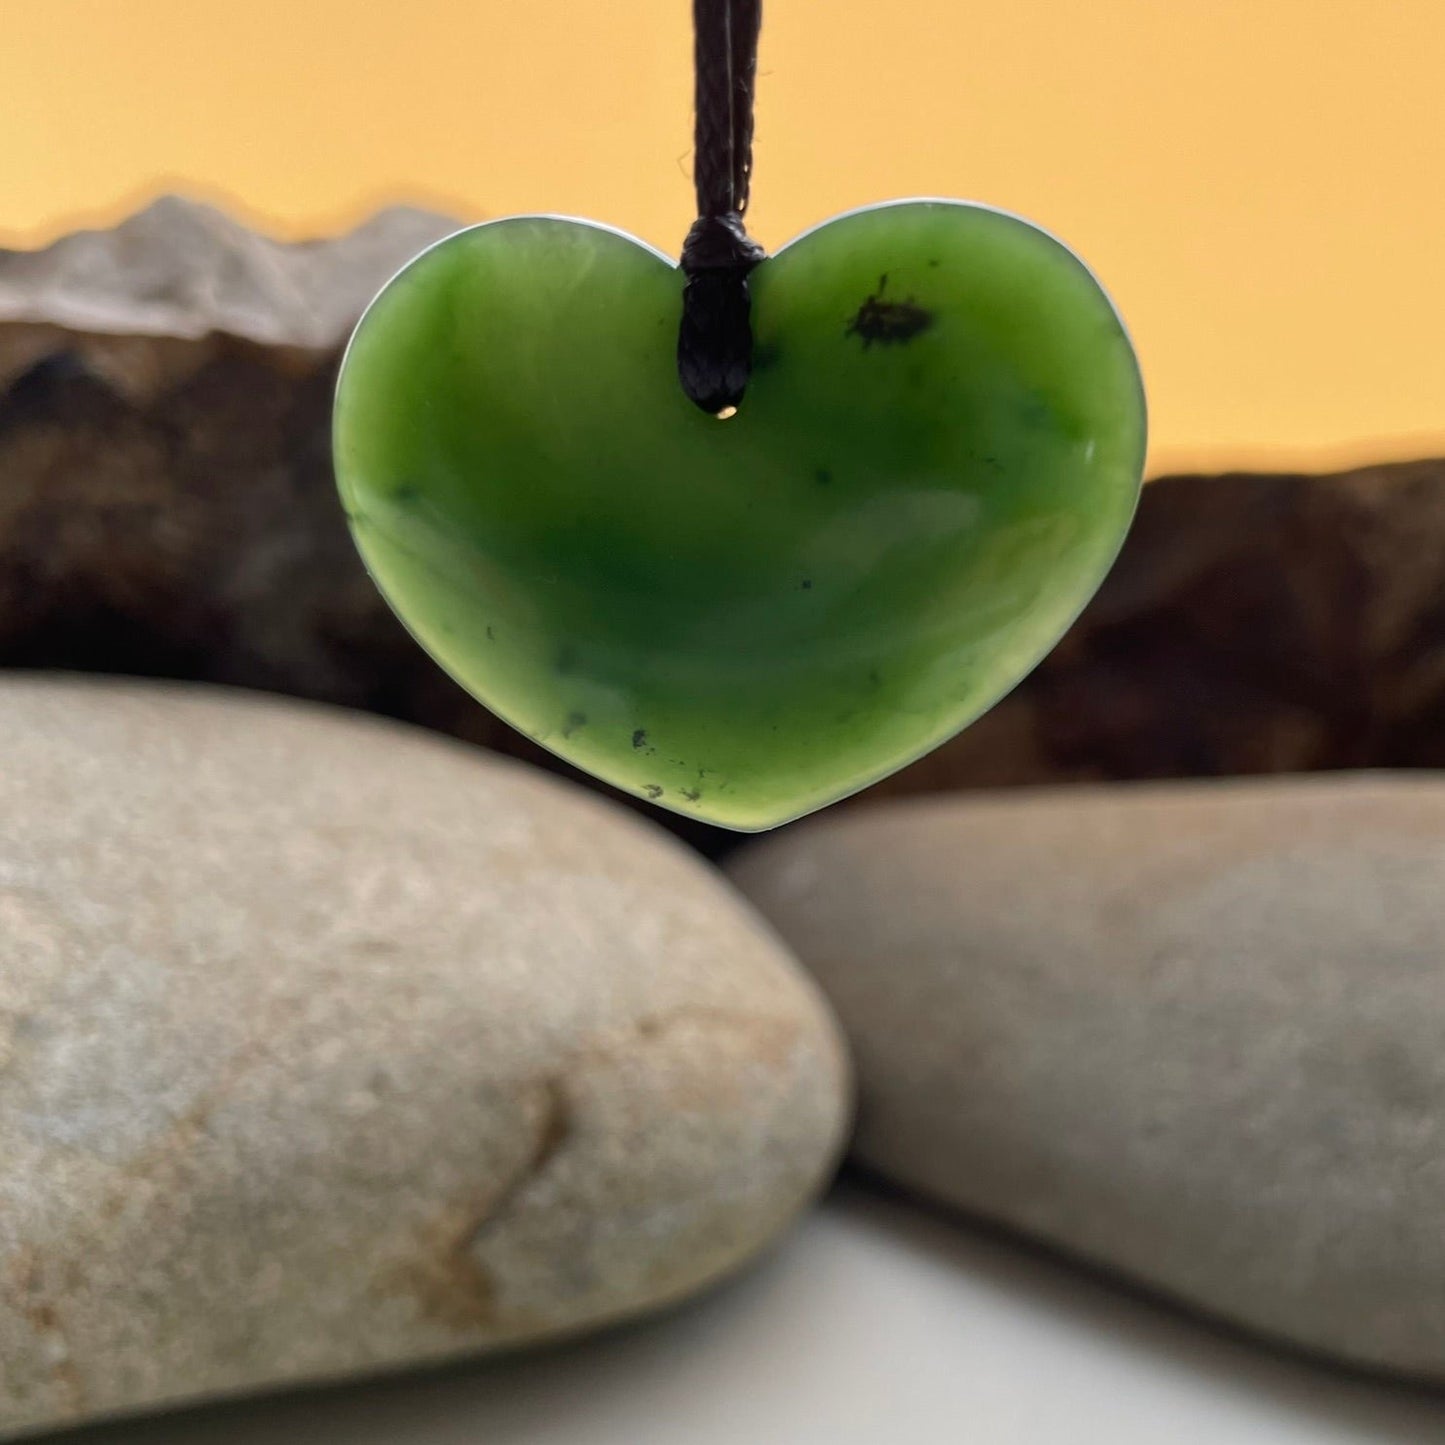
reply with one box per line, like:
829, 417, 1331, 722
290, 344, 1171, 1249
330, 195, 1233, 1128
334, 200, 1145, 830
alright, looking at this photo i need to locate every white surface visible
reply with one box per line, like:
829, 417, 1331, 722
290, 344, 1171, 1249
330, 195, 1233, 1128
54, 1187, 1445, 1444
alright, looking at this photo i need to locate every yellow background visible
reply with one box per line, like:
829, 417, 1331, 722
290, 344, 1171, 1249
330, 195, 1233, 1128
3, 0, 1442, 476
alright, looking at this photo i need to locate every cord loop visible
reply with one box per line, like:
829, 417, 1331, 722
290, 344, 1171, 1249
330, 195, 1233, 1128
677, 0, 766, 414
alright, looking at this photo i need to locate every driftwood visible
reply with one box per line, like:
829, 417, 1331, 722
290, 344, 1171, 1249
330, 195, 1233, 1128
3, 198, 1442, 849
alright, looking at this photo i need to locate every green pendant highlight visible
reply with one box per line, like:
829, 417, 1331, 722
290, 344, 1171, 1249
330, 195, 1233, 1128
334, 201, 1146, 830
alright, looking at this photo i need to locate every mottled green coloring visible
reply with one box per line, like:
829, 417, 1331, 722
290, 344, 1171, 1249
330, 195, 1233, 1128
334, 201, 1146, 829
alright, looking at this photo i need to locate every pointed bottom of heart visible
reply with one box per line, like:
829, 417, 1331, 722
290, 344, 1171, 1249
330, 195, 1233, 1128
334, 200, 1146, 829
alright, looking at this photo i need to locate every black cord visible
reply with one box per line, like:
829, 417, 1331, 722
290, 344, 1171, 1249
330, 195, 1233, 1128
677, 0, 766, 414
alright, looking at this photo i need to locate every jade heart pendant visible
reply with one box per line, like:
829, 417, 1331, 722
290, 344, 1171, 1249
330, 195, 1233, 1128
334, 200, 1145, 830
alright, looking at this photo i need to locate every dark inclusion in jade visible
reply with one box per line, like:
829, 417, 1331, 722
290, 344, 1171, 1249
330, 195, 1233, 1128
334, 201, 1146, 830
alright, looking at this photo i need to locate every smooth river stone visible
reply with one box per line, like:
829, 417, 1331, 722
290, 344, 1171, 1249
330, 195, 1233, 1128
729, 777, 1445, 1380
0, 677, 849, 1439
334, 202, 1145, 831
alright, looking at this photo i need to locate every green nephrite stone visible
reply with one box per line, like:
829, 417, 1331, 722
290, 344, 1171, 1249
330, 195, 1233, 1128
334, 201, 1146, 830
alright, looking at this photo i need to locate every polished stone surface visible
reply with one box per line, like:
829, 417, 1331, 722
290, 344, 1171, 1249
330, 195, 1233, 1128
729, 777, 1445, 1381
43, 1190, 1445, 1445
0, 677, 847, 1439
335, 203, 1145, 829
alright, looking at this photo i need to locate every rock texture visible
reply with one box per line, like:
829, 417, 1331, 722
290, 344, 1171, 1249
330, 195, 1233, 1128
4, 200, 1445, 848
730, 777, 1445, 1380
0, 197, 459, 351
0, 676, 849, 1439
0, 198, 483, 774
